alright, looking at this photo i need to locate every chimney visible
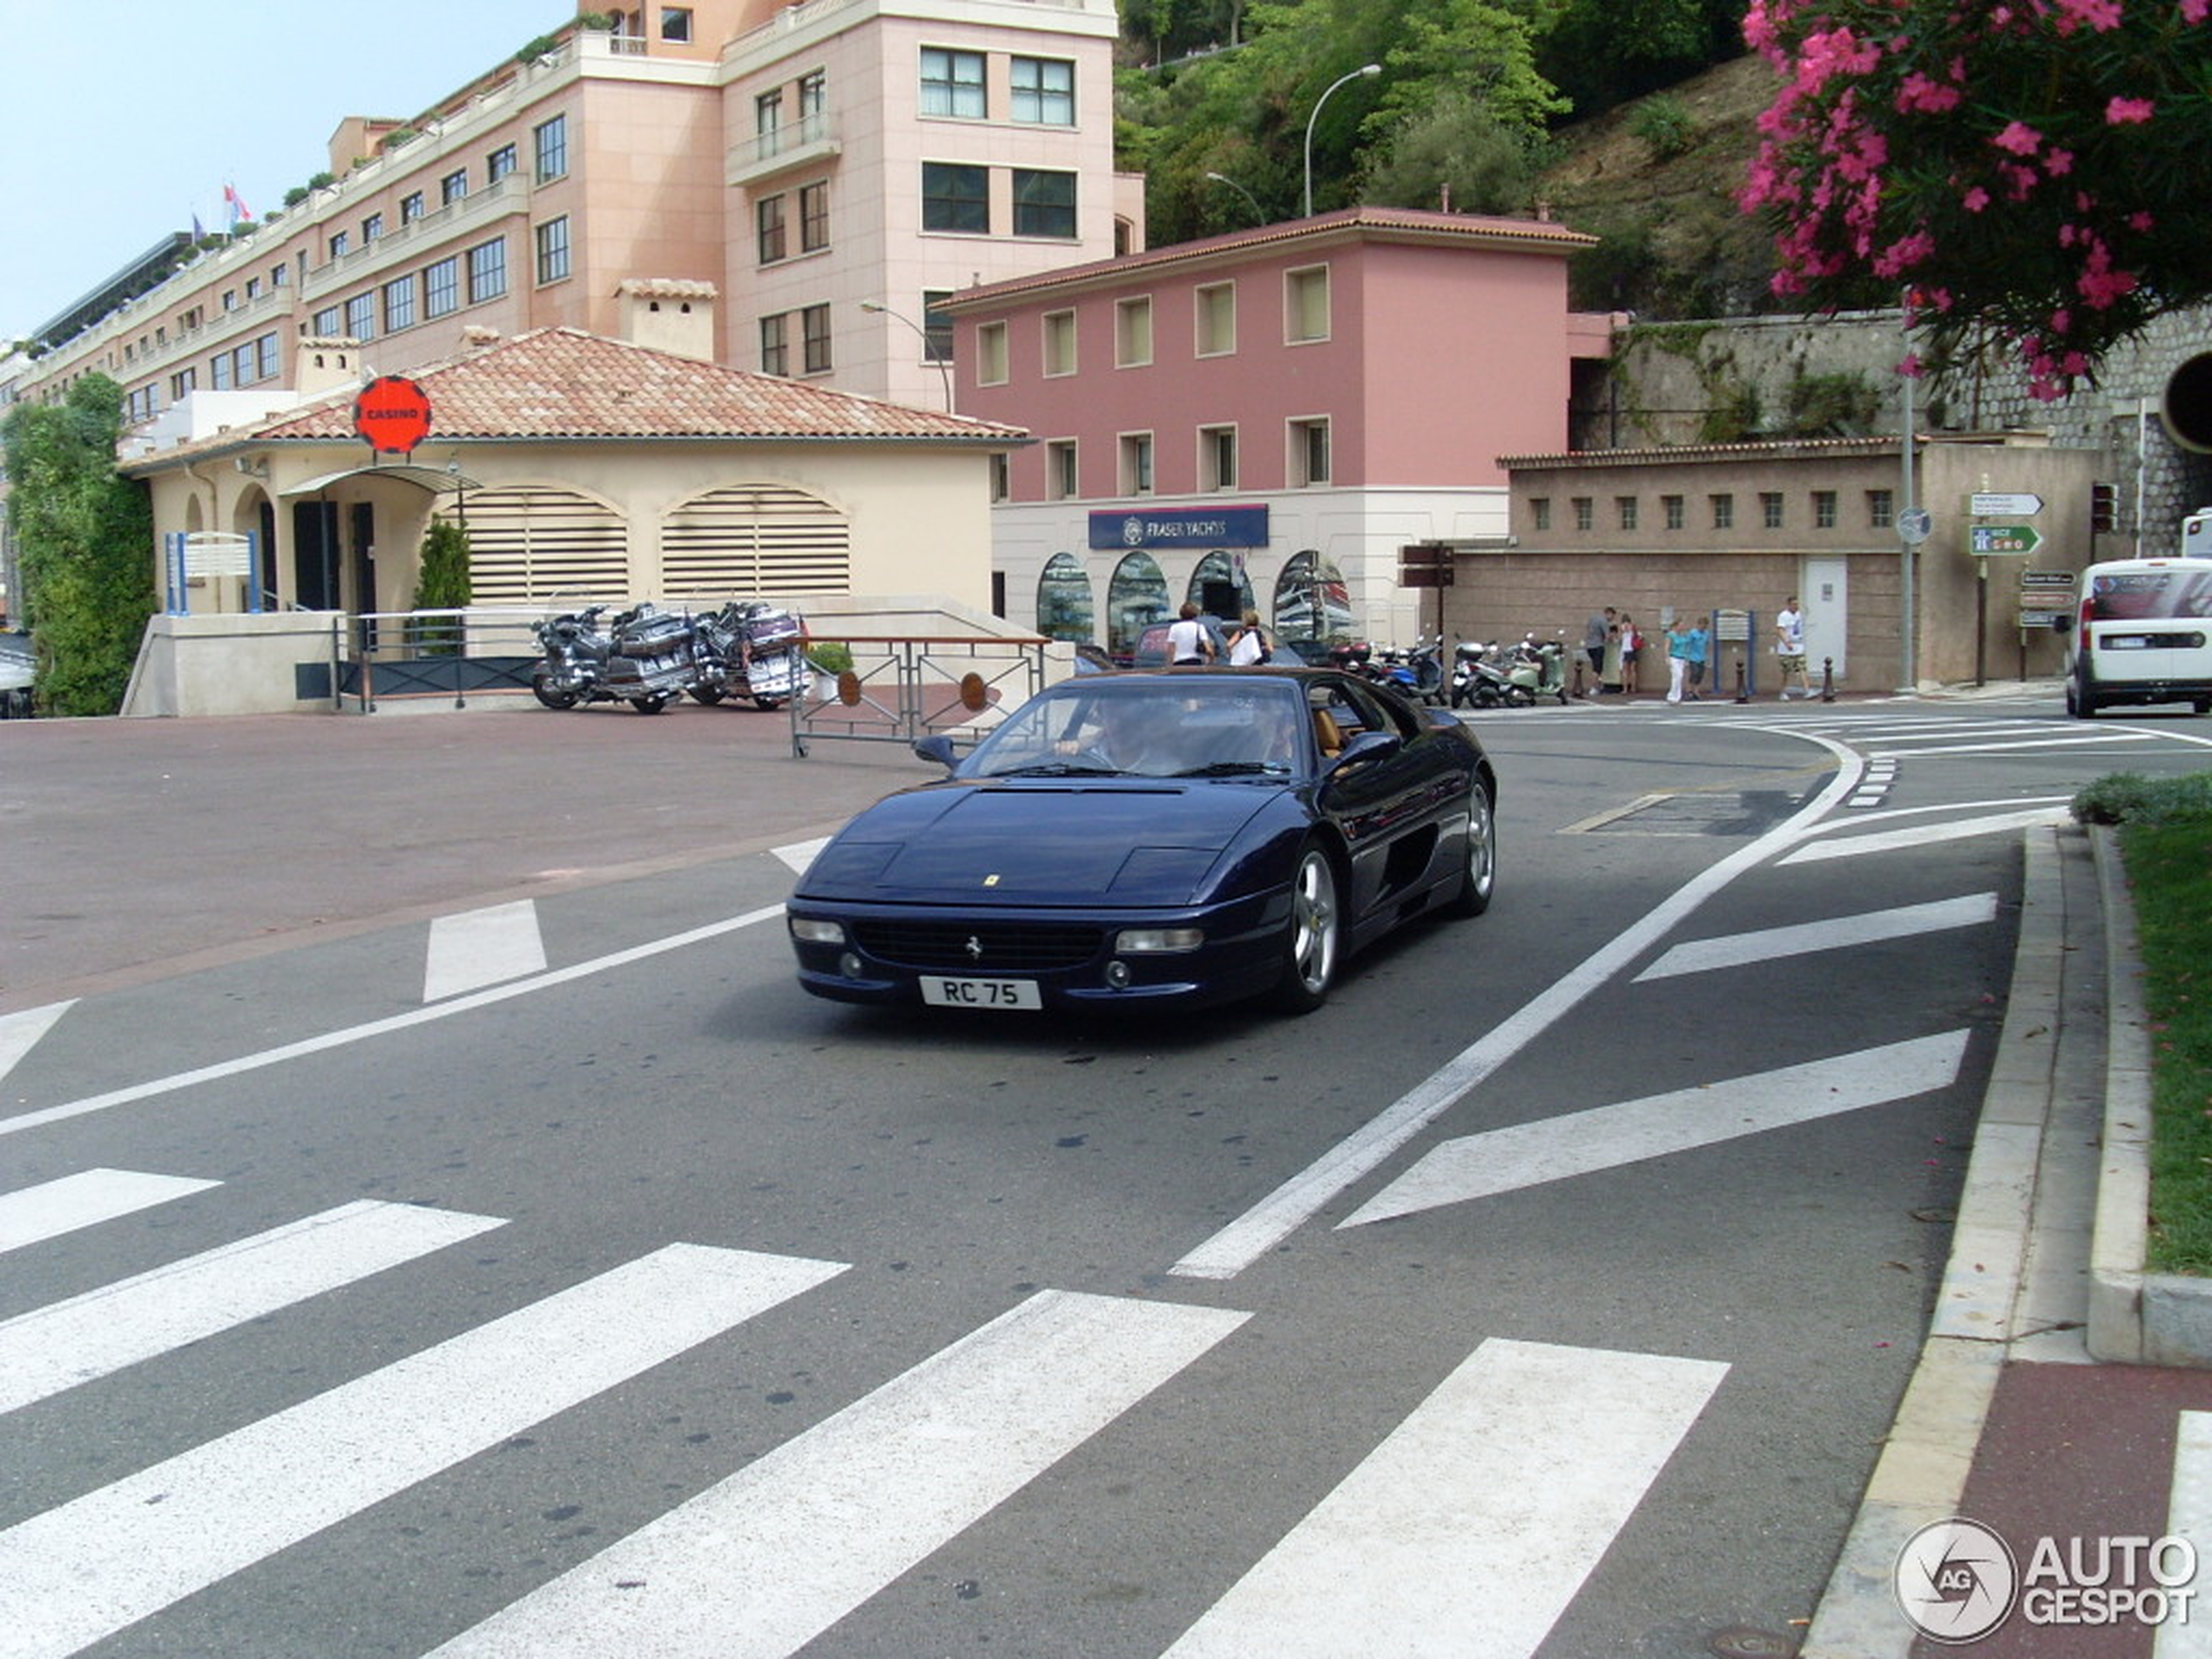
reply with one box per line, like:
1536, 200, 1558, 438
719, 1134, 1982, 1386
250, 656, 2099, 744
617, 279, 717, 362
295, 337, 361, 398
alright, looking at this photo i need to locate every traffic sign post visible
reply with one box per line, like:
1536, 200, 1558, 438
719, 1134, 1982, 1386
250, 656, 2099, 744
1971, 524, 2043, 556
1969, 491, 2044, 517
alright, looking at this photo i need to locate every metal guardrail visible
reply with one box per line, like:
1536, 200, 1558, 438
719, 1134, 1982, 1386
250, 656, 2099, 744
789, 634, 1049, 759
332, 609, 548, 711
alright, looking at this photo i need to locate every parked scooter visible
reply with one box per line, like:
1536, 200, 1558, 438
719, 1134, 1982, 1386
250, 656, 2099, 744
530, 602, 707, 712
1449, 641, 1512, 709
692, 600, 809, 711
1504, 632, 1570, 705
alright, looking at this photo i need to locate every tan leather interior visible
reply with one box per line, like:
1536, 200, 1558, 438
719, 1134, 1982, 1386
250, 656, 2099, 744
1312, 708, 1344, 758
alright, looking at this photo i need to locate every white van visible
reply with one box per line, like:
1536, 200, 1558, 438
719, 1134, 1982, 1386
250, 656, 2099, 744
2062, 557, 2212, 718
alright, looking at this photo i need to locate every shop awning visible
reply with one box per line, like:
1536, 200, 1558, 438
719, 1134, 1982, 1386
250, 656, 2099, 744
278, 462, 479, 496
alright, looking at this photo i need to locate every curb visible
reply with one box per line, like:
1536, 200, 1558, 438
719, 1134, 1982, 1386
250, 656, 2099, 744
1799, 826, 2073, 1657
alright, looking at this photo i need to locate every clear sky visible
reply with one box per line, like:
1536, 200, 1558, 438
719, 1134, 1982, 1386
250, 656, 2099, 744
0, 0, 575, 342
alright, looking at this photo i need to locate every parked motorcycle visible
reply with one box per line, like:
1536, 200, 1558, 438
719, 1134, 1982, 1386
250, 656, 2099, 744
1449, 641, 1512, 709
692, 600, 808, 711
530, 602, 707, 713
1504, 632, 1570, 705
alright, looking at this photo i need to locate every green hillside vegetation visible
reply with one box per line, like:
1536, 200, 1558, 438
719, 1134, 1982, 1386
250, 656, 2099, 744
1116, 0, 1780, 322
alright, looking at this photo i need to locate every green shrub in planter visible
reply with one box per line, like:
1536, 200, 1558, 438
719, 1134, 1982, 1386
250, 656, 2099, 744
806, 641, 853, 675
408, 518, 473, 655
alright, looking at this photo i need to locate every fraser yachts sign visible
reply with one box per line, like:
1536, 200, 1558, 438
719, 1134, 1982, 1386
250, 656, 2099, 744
1089, 506, 1269, 550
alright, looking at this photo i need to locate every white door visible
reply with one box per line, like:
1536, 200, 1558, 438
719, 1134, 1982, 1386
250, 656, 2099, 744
1803, 556, 1848, 681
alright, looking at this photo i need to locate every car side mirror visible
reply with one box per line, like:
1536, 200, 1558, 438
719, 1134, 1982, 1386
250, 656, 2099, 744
913, 733, 958, 771
1323, 729, 1402, 777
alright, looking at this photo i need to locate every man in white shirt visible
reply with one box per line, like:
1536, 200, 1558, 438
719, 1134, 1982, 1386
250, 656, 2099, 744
1775, 597, 1813, 698
1167, 602, 1214, 666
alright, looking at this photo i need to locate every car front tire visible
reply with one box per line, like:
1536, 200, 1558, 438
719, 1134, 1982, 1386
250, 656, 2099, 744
1272, 845, 1342, 1014
1442, 782, 1496, 919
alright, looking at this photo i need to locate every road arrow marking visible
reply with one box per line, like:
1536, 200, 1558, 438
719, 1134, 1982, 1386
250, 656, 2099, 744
0, 1001, 71, 1089
773, 836, 829, 876
1339, 1030, 1968, 1230
1635, 894, 1997, 981
1780, 806, 2073, 864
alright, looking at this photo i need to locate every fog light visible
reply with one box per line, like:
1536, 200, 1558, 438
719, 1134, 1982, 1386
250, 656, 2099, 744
791, 916, 846, 945
839, 951, 866, 979
1112, 927, 1203, 954
1104, 960, 1132, 989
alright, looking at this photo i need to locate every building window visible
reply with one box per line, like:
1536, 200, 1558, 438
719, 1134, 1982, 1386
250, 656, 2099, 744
1012, 169, 1076, 238
1531, 498, 1551, 531
171, 368, 196, 401
536, 216, 570, 285
257, 334, 279, 381
1201, 425, 1238, 491
1812, 489, 1838, 529
345, 293, 376, 341
384, 274, 416, 333
661, 6, 692, 42
756, 91, 784, 157
1573, 497, 1594, 531
1289, 417, 1331, 486
245, 277, 261, 300
1195, 282, 1235, 356
312, 304, 343, 335
976, 320, 1008, 386
1115, 296, 1152, 368
232, 343, 258, 385
1011, 56, 1075, 125
759, 313, 789, 376
798, 71, 826, 134
922, 290, 954, 362
757, 194, 787, 264
401, 191, 425, 223
1662, 494, 1684, 530
1047, 439, 1079, 500
534, 114, 568, 183
1616, 496, 1638, 532
442, 169, 469, 206
990, 454, 1010, 502
425, 256, 460, 318
921, 47, 986, 118
1761, 491, 1785, 529
467, 237, 508, 303
362, 213, 385, 244
328, 232, 349, 260
211, 351, 233, 391
487, 143, 518, 182
1120, 432, 1155, 496
921, 162, 988, 233
271, 262, 288, 287
1711, 493, 1735, 529
1285, 266, 1330, 343
801, 302, 832, 374
799, 181, 828, 252
1867, 488, 1894, 529
1042, 310, 1076, 377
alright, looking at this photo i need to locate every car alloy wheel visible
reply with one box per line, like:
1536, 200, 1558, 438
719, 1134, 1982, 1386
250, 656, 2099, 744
1444, 782, 1496, 918
1274, 845, 1341, 1014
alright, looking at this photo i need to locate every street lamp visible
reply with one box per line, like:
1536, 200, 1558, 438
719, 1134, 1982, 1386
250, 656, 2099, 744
1204, 171, 1265, 226
860, 300, 954, 412
1303, 63, 1379, 219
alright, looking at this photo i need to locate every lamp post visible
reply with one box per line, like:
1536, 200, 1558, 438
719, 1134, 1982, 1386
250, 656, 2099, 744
860, 300, 953, 412
1204, 171, 1265, 226
1303, 63, 1380, 219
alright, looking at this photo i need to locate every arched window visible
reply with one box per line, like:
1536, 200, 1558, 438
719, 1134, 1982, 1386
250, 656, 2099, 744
1104, 551, 1171, 658
662, 482, 852, 598
1273, 550, 1352, 648
453, 483, 628, 604
1185, 550, 1254, 619
1035, 552, 1094, 642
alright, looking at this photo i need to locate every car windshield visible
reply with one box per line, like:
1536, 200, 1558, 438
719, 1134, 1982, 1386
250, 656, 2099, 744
964, 678, 1310, 779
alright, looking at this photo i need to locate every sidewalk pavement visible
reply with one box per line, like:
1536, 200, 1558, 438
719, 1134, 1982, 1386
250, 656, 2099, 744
1804, 823, 2212, 1657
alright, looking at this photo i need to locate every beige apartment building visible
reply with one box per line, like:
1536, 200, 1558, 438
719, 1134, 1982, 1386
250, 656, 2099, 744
11, 0, 1133, 441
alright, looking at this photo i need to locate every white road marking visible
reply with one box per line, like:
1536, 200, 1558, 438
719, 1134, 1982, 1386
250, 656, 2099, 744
423, 900, 547, 1001
772, 837, 829, 875
1634, 894, 1998, 981
1780, 806, 2073, 863
1163, 1339, 1728, 1659
0, 1168, 219, 1256
0, 1243, 846, 1659
0, 1001, 71, 1087
430, 1289, 1250, 1659
2157, 1412, 2212, 1659
0, 904, 788, 1143
1865, 732, 2160, 758
1340, 1030, 1968, 1229
0, 1200, 506, 1414
1166, 732, 1868, 1280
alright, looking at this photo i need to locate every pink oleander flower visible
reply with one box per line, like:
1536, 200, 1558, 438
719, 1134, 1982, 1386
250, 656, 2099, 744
1963, 185, 1992, 212
1993, 120, 2043, 155
2107, 96, 2156, 124
2187, 0, 2209, 24
2046, 147, 2075, 176
1898, 353, 1925, 378
2052, 307, 2073, 334
2129, 210, 2156, 232
2055, 0, 2123, 30
1896, 71, 1963, 113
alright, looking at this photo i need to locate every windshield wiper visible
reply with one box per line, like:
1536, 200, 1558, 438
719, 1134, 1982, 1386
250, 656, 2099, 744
1168, 761, 1290, 777
988, 760, 1124, 777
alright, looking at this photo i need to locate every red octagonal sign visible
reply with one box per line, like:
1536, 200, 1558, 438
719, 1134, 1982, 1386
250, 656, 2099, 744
353, 375, 433, 455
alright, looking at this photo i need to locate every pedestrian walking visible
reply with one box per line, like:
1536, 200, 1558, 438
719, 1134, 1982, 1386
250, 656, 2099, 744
1665, 618, 1694, 703
1685, 615, 1710, 699
1775, 597, 1812, 698
1582, 607, 1615, 696
1617, 614, 1642, 698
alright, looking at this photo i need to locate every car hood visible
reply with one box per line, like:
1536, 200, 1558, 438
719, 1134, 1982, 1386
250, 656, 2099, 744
798, 779, 1280, 905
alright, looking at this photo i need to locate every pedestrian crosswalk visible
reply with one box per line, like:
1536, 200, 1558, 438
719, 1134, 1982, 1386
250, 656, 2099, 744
0, 1166, 1726, 1658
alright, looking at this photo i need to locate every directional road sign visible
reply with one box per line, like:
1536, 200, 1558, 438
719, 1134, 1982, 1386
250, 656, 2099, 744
1971, 524, 2042, 556
1970, 491, 2044, 516
1898, 506, 1934, 546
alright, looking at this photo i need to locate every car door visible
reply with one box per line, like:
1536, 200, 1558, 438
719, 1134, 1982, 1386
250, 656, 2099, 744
1310, 675, 1456, 928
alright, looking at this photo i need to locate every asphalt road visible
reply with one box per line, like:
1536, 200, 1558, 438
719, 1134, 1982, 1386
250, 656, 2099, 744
5, 691, 2212, 1658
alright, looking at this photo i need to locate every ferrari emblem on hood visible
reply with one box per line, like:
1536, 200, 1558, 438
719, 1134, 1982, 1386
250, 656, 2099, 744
965, 934, 984, 961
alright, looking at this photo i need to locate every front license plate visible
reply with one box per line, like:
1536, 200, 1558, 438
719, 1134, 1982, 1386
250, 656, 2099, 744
921, 976, 1042, 1010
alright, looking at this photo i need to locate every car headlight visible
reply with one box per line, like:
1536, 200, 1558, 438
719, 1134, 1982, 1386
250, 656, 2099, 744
789, 916, 847, 946
1112, 927, 1204, 954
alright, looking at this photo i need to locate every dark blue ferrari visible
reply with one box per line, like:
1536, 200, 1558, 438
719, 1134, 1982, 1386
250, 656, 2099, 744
786, 667, 1496, 1014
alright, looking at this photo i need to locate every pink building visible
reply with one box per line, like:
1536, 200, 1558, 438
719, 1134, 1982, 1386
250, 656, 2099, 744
941, 206, 1612, 653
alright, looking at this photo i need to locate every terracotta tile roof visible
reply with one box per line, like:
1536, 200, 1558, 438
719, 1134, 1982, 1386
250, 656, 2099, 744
249, 327, 1023, 446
